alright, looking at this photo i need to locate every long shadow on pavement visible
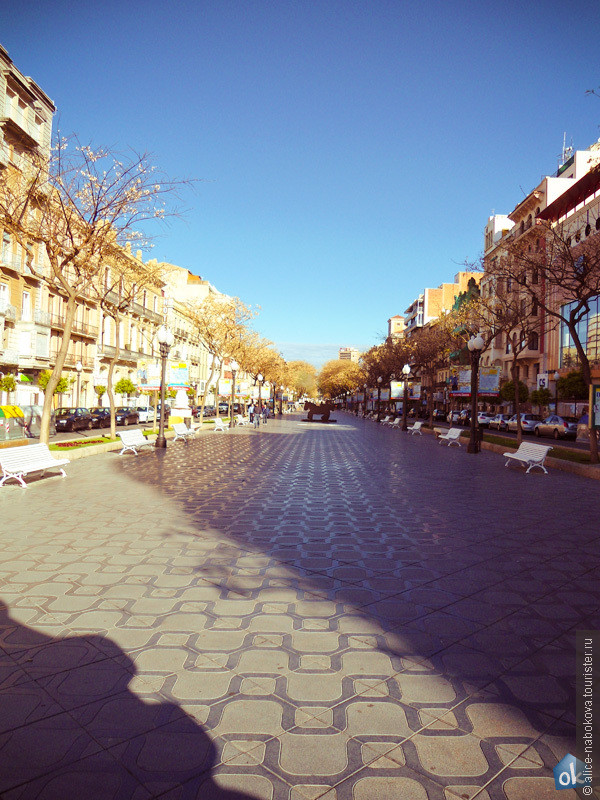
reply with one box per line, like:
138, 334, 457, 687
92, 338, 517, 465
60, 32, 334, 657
0, 601, 261, 800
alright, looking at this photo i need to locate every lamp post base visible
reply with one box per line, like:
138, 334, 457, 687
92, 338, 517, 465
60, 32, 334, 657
155, 436, 167, 449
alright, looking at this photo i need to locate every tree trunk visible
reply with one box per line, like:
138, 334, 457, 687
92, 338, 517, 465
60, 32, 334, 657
198, 355, 218, 423
511, 358, 522, 446
427, 367, 435, 428
39, 292, 77, 445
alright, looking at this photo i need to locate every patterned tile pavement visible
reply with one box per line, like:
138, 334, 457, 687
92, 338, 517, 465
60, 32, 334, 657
0, 411, 598, 799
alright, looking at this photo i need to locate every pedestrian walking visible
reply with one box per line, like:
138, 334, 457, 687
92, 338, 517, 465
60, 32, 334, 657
262, 405, 268, 424
248, 402, 255, 423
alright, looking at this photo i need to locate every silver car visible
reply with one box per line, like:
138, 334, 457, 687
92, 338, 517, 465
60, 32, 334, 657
534, 415, 577, 440
507, 413, 542, 434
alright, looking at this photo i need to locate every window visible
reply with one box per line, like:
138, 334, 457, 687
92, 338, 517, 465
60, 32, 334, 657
585, 223, 591, 238
596, 218, 600, 232
22, 291, 31, 321
1, 232, 10, 263
532, 298, 538, 317
505, 335, 512, 355
528, 332, 539, 350
532, 269, 538, 285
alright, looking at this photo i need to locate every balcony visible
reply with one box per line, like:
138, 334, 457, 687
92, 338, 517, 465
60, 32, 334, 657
0, 300, 17, 322
0, 251, 37, 277
1, 101, 41, 149
97, 344, 144, 362
34, 309, 52, 327
0, 348, 19, 365
49, 313, 99, 338
50, 351, 94, 369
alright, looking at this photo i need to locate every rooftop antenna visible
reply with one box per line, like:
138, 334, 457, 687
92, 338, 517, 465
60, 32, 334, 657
558, 132, 574, 168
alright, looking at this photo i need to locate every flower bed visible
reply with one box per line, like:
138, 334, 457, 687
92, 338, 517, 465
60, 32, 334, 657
50, 438, 110, 450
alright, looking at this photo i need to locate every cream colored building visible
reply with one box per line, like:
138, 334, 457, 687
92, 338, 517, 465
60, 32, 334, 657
0, 45, 55, 404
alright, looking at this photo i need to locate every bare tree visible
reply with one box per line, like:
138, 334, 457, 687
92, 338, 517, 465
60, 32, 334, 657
185, 294, 256, 421
0, 136, 190, 443
96, 251, 170, 438
488, 196, 600, 461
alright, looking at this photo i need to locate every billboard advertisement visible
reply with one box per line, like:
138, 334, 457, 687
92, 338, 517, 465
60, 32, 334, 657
137, 361, 189, 391
449, 366, 500, 397
390, 381, 403, 399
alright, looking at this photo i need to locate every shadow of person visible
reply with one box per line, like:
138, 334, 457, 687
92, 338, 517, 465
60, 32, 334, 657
0, 601, 257, 799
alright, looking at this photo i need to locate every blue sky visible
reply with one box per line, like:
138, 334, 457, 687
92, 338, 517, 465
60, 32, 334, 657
3, 1, 600, 367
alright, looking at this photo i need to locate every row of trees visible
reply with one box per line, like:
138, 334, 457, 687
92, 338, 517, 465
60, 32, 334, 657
0, 135, 317, 440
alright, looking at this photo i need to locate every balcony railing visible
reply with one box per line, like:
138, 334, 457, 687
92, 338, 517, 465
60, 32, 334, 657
50, 351, 94, 369
0, 252, 36, 277
98, 343, 148, 362
0, 349, 20, 365
34, 309, 52, 326
49, 313, 99, 337
0, 300, 17, 321
2, 101, 41, 146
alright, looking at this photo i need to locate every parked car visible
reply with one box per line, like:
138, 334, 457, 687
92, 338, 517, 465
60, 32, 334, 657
489, 413, 511, 431
54, 407, 93, 432
432, 409, 446, 422
477, 412, 495, 428
534, 415, 578, 440
89, 407, 111, 428
507, 413, 542, 434
135, 407, 152, 424
218, 402, 229, 415
115, 407, 140, 426
458, 409, 471, 426
447, 410, 461, 424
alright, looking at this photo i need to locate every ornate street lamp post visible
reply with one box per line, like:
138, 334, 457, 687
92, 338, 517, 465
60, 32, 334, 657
75, 360, 83, 407
554, 370, 560, 413
467, 333, 484, 454
389, 373, 395, 418
229, 360, 239, 429
363, 383, 368, 417
155, 325, 174, 449
279, 385, 284, 416
401, 363, 411, 431
376, 376, 383, 421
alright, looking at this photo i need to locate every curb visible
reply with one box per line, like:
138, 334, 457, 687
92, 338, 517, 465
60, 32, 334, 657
418, 423, 600, 481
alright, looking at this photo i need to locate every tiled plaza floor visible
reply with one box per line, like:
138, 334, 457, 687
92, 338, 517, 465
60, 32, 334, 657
0, 412, 598, 799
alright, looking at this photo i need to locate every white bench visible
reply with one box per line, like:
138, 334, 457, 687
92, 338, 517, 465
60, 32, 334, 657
172, 422, 196, 443
407, 420, 423, 435
213, 419, 228, 433
118, 429, 156, 455
436, 427, 462, 446
385, 418, 401, 429
235, 415, 250, 426
504, 442, 552, 474
378, 415, 392, 425
0, 443, 69, 488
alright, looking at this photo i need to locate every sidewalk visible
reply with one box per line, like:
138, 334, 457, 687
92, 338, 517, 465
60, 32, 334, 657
0, 412, 597, 798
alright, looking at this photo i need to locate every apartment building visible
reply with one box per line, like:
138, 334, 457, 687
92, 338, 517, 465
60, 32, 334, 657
536, 158, 600, 385
404, 271, 481, 337
480, 144, 600, 394
339, 346, 360, 362
387, 315, 405, 341
0, 46, 56, 404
